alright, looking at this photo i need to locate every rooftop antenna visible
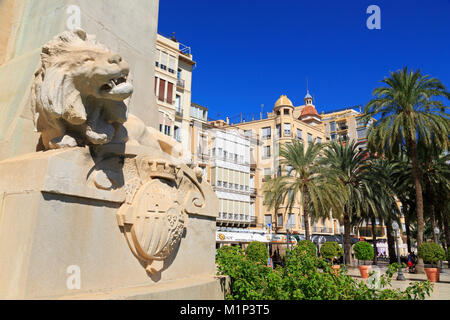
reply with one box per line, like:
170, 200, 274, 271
260, 104, 264, 120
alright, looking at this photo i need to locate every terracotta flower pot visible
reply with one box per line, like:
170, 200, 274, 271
332, 265, 340, 275
424, 268, 440, 282
358, 265, 371, 279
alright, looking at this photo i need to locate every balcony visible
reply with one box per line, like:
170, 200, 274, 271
177, 79, 185, 89
175, 109, 183, 118
312, 227, 334, 234
217, 213, 255, 226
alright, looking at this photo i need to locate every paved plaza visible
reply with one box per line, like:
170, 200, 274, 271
347, 264, 450, 300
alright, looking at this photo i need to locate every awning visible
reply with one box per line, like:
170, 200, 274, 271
216, 231, 270, 243
270, 234, 297, 245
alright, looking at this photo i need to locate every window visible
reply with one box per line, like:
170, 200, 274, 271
164, 125, 171, 136
317, 138, 322, 144
166, 82, 174, 104
160, 52, 168, 70
329, 121, 337, 132
175, 95, 181, 113
158, 79, 166, 101
357, 118, 366, 127
168, 55, 176, 74
262, 127, 271, 139
174, 126, 181, 142
287, 214, 295, 228
264, 168, 271, 180
277, 165, 282, 177
357, 127, 367, 139
331, 133, 337, 140
308, 133, 313, 143
265, 215, 272, 227
155, 49, 160, 67
286, 165, 293, 176
284, 123, 291, 137
177, 68, 182, 80
276, 124, 281, 137
277, 214, 283, 227
284, 109, 290, 115
263, 146, 271, 158
297, 129, 303, 140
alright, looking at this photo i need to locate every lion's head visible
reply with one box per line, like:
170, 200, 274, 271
33, 29, 134, 149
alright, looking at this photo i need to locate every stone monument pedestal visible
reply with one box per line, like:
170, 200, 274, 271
0, 148, 222, 299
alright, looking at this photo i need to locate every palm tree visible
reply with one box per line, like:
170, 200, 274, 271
364, 67, 450, 260
321, 139, 374, 265
356, 158, 400, 265
263, 140, 346, 241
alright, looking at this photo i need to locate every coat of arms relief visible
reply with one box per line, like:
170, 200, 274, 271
31, 29, 212, 274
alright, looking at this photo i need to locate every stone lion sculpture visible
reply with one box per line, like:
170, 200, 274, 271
32, 29, 184, 161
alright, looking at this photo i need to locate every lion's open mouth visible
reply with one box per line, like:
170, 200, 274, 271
99, 74, 133, 99
100, 75, 128, 92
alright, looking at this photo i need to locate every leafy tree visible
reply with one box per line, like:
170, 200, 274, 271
320, 242, 344, 262
353, 241, 375, 265
364, 67, 450, 257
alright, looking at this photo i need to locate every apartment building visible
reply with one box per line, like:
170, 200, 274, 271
154, 33, 195, 156
321, 107, 373, 150
213, 93, 339, 241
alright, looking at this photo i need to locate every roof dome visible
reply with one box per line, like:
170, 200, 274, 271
305, 92, 313, 99
274, 95, 294, 110
300, 105, 320, 118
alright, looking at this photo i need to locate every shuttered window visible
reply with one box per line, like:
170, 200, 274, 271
167, 82, 173, 104
158, 79, 166, 101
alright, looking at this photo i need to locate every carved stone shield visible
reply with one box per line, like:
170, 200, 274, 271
117, 157, 204, 274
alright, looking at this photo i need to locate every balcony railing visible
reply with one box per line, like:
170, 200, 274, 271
175, 109, 183, 117
217, 213, 256, 225
312, 227, 334, 233
177, 79, 185, 88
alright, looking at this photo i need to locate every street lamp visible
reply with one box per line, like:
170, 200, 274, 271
339, 225, 346, 265
392, 221, 406, 281
434, 227, 446, 274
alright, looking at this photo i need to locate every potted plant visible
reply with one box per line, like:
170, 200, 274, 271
353, 241, 374, 279
320, 241, 344, 274
418, 242, 446, 282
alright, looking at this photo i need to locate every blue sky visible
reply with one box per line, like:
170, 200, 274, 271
158, 0, 450, 122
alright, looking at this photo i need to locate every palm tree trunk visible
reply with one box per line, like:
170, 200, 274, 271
303, 212, 310, 241
344, 213, 352, 266
385, 218, 397, 264
303, 190, 311, 241
408, 138, 425, 272
371, 214, 378, 265
443, 212, 450, 258
405, 213, 412, 253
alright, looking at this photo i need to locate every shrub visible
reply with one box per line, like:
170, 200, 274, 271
418, 242, 446, 266
353, 241, 374, 262
245, 241, 269, 264
320, 241, 344, 261
293, 240, 317, 258
215, 242, 433, 300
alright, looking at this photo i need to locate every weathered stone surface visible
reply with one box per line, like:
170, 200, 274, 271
0, 0, 159, 161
